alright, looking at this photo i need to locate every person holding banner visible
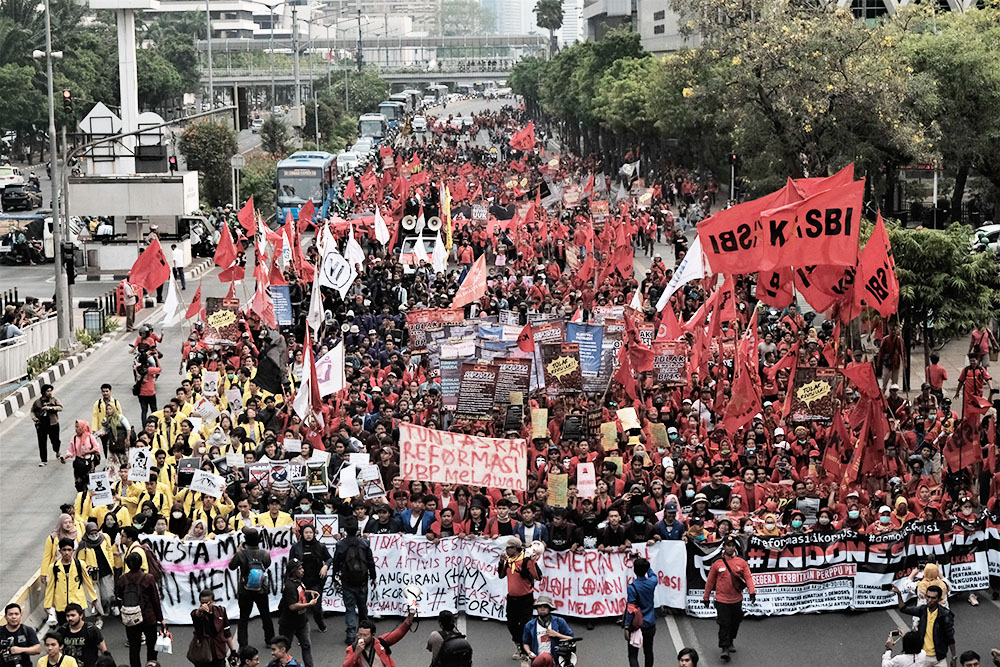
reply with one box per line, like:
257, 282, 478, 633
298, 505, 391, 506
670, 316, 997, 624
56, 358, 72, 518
701, 537, 755, 663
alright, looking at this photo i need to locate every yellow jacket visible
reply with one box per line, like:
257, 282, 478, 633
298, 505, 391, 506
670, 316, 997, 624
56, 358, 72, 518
44, 558, 96, 612
72, 492, 94, 526
41, 535, 75, 576
256, 511, 292, 528
121, 542, 148, 573
92, 397, 123, 431
229, 512, 259, 532
38, 656, 78, 667
77, 538, 116, 575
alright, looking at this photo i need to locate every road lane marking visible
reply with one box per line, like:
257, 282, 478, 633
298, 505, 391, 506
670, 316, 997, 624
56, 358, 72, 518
886, 609, 910, 632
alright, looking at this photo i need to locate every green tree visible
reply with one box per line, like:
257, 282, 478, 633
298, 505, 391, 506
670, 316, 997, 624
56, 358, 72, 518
136, 49, 183, 109
509, 56, 549, 118
889, 221, 1000, 377
260, 115, 289, 156
322, 69, 388, 117
179, 121, 238, 207
437, 0, 496, 36
240, 156, 277, 219
534, 0, 563, 55
0, 64, 46, 159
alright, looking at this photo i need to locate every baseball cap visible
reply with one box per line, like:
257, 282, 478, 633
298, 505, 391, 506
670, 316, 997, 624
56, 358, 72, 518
665, 501, 678, 512
693, 493, 708, 503
878, 505, 892, 514
667, 426, 678, 435
774, 427, 785, 436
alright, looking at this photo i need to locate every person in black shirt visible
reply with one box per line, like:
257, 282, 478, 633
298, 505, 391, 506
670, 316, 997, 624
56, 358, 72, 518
0, 603, 40, 667
597, 508, 627, 552
465, 501, 489, 536
571, 498, 600, 551
57, 605, 105, 667
227, 528, 274, 650
288, 525, 333, 633
698, 466, 731, 512
277, 561, 317, 667
488, 499, 517, 536
363, 505, 403, 534
545, 509, 578, 552
624, 504, 655, 545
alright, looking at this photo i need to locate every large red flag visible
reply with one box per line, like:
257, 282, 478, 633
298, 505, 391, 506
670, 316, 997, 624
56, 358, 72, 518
843, 360, 881, 399
451, 255, 487, 308
214, 223, 237, 271
791, 163, 855, 198
296, 200, 315, 233
237, 197, 257, 236
129, 238, 171, 295
855, 212, 899, 317
343, 176, 357, 202
756, 268, 795, 308
697, 186, 790, 274
509, 122, 536, 151
185, 285, 202, 319
516, 322, 535, 353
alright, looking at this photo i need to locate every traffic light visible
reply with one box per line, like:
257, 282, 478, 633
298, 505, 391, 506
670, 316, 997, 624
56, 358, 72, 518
729, 152, 738, 166
60, 242, 75, 285
62, 89, 72, 113
168, 156, 178, 172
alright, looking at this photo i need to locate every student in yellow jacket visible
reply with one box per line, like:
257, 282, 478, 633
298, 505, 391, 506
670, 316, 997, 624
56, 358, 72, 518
41, 515, 79, 583
75, 522, 116, 618
37, 631, 79, 667
91, 384, 123, 432
44, 539, 96, 625
255, 495, 292, 528
228, 497, 259, 532
118, 527, 148, 573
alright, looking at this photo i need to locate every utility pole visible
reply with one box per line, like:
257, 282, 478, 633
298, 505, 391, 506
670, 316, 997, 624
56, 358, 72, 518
269, 4, 276, 106
205, 0, 214, 108
356, 8, 362, 72
43, 0, 71, 350
292, 3, 301, 109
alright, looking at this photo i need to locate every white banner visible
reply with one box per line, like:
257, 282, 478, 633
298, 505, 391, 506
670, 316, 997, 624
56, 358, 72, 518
142, 530, 688, 625
399, 422, 527, 492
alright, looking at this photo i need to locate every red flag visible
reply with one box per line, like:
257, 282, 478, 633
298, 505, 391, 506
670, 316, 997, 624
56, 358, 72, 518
185, 285, 202, 319
792, 163, 855, 198
613, 341, 639, 400
343, 176, 357, 202
517, 322, 534, 353
655, 304, 683, 340
843, 361, 881, 399
129, 238, 171, 295
855, 212, 899, 317
360, 166, 378, 191
583, 172, 594, 197
577, 254, 595, 283
764, 342, 799, 381
509, 121, 536, 151
225, 281, 236, 300
943, 418, 983, 472
697, 186, 791, 274
296, 200, 315, 233
756, 268, 795, 308
452, 255, 487, 308
214, 223, 237, 271
237, 197, 257, 236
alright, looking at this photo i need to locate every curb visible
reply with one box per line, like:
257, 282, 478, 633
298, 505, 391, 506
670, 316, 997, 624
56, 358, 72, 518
0, 258, 214, 425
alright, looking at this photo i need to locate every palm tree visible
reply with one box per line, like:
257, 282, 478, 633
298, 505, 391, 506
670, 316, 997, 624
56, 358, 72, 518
534, 0, 563, 57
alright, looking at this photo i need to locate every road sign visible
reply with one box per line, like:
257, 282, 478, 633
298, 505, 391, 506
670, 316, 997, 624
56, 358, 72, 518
230, 154, 246, 170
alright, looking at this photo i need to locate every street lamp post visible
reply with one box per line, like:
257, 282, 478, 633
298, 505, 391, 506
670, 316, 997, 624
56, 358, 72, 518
205, 0, 214, 107
292, 3, 301, 109
41, 0, 72, 350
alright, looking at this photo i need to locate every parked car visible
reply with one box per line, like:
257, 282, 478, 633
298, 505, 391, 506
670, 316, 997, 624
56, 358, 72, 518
2, 185, 42, 211
250, 118, 264, 133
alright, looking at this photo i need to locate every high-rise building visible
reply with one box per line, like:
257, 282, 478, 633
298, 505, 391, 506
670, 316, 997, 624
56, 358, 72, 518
560, 0, 583, 46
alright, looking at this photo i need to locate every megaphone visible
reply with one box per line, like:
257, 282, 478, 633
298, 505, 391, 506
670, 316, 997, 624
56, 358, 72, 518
401, 215, 417, 231
404, 584, 422, 612
427, 216, 442, 232
525, 540, 546, 560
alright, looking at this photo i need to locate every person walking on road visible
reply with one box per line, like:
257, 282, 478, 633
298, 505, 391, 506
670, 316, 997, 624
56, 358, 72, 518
277, 560, 316, 667
288, 524, 333, 633
890, 583, 957, 667
31, 384, 62, 467
37, 633, 78, 667
170, 244, 186, 290
498, 537, 542, 661
115, 552, 165, 667
331, 518, 376, 647
624, 557, 657, 667
227, 528, 274, 650
189, 589, 236, 667
701, 536, 755, 663
1, 602, 41, 667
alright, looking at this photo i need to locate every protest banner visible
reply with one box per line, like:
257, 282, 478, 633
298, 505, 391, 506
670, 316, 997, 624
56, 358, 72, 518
306, 462, 328, 493
565, 322, 604, 383
269, 285, 293, 325
789, 367, 843, 422
204, 297, 242, 345
547, 474, 568, 507
685, 518, 997, 617
399, 422, 528, 491
492, 357, 532, 407
577, 462, 596, 498
405, 308, 465, 352
88, 471, 113, 506
144, 528, 689, 625
652, 340, 688, 385
498, 309, 521, 326
190, 469, 224, 498
128, 447, 152, 482
455, 363, 500, 421
541, 342, 583, 395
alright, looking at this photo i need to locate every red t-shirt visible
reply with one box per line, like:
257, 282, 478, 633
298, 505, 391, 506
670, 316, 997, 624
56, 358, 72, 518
925, 363, 948, 390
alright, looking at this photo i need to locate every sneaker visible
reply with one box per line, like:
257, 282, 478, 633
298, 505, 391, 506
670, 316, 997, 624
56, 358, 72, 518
512, 650, 522, 660
95, 618, 103, 629
38, 462, 45, 467
721, 649, 731, 663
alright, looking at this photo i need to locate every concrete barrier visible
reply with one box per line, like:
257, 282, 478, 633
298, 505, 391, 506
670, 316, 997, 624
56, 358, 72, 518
8, 570, 48, 630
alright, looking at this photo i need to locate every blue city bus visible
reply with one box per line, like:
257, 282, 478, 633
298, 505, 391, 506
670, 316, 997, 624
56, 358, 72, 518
275, 151, 338, 223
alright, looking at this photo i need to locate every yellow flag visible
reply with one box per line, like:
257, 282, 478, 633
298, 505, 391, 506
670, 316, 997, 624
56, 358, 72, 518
444, 184, 453, 251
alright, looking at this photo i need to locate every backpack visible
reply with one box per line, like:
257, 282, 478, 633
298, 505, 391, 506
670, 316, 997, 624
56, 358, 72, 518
342, 540, 369, 586
120, 580, 143, 626
244, 552, 266, 592
433, 631, 473, 667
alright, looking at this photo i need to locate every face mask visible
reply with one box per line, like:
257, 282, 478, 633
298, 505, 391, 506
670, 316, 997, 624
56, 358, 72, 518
744, 525, 755, 535
694, 533, 706, 542
634, 516, 644, 524
818, 517, 831, 525
172, 511, 183, 519
685, 489, 695, 498
657, 447, 666, 454
325, 507, 334, 515
848, 510, 860, 520
300, 504, 311, 512
791, 519, 803, 529
765, 522, 776, 530
879, 515, 891, 524
668, 434, 677, 441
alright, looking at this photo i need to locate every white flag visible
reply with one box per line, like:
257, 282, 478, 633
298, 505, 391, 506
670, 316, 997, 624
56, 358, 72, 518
415, 209, 426, 236
161, 275, 183, 327
306, 270, 324, 334
414, 235, 431, 266
280, 225, 293, 270
656, 235, 707, 311
373, 206, 390, 246
315, 340, 346, 397
431, 232, 448, 274
292, 328, 316, 420
345, 224, 366, 271
629, 285, 642, 311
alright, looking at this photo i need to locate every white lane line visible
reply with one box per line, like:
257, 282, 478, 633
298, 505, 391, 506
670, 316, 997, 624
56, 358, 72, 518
886, 609, 911, 632
664, 614, 685, 655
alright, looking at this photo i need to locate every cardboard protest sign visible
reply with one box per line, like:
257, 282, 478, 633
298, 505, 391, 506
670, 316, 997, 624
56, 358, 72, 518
577, 462, 596, 498
547, 473, 568, 507
306, 462, 328, 493
225, 389, 243, 415
349, 452, 370, 466
652, 339, 688, 385
405, 308, 465, 352
202, 371, 220, 396
617, 407, 640, 431
399, 422, 528, 491
194, 398, 220, 423
358, 464, 386, 500
601, 422, 619, 450
204, 297, 242, 345
283, 437, 302, 453
650, 423, 668, 451
270, 461, 290, 489
605, 456, 624, 474
563, 414, 584, 441
128, 447, 153, 482
314, 514, 339, 544
338, 463, 360, 498
455, 363, 499, 420
789, 367, 843, 422
89, 471, 113, 506
531, 408, 549, 440
248, 462, 270, 488
541, 342, 583, 395
492, 358, 532, 407
190, 469, 224, 498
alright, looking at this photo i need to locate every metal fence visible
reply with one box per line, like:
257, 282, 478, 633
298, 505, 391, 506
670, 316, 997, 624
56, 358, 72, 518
0, 314, 59, 386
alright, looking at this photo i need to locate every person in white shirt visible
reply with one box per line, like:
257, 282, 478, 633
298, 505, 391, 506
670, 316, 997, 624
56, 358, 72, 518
881, 631, 925, 667
170, 243, 186, 290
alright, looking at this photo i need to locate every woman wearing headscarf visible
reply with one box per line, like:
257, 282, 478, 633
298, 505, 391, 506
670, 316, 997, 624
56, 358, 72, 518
77, 521, 115, 622
132, 501, 159, 535
756, 513, 784, 536
168, 500, 191, 538
41, 514, 78, 582
60, 420, 102, 492
183, 519, 209, 541
904, 562, 951, 609
94, 402, 131, 465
